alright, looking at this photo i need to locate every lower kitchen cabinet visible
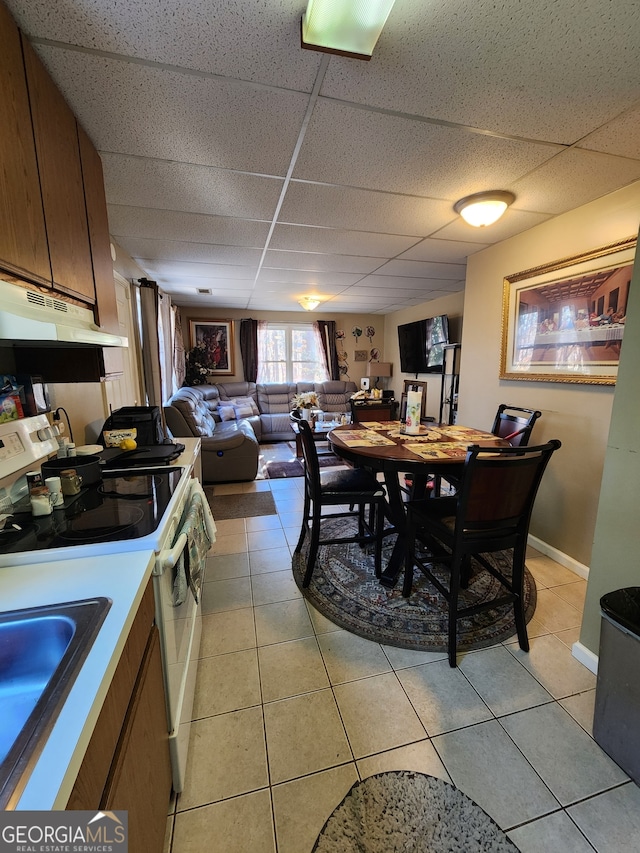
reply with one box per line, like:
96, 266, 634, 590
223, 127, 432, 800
67, 580, 172, 853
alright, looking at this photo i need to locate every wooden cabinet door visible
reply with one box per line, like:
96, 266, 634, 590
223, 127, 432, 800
103, 627, 172, 853
77, 124, 118, 331
0, 2, 50, 285
22, 36, 95, 303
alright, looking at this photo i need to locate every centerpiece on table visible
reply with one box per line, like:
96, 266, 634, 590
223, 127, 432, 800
291, 390, 319, 421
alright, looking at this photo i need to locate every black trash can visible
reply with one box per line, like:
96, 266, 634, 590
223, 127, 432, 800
593, 587, 640, 784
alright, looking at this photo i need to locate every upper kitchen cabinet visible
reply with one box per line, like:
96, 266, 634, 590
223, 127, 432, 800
0, 2, 50, 286
77, 124, 119, 333
21, 34, 95, 304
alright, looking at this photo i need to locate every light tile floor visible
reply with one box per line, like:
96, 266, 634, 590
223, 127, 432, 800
165, 442, 639, 853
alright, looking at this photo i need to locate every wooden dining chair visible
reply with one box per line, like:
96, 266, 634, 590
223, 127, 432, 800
438, 403, 543, 497
295, 419, 387, 588
403, 440, 561, 667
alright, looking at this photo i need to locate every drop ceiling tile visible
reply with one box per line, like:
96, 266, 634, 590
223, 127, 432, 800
336, 287, 421, 301
398, 238, 489, 263
108, 206, 270, 245
117, 238, 263, 265
321, 0, 640, 143
578, 103, 640, 160
281, 182, 455, 234
101, 154, 283, 218
154, 276, 255, 291
137, 261, 259, 281
294, 100, 563, 198
511, 149, 640, 214
257, 281, 344, 295
34, 46, 309, 174
264, 251, 385, 274
256, 269, 362, 287
9, 0, 321, 91
375, 260, 465, 279
270, 223, 418, 256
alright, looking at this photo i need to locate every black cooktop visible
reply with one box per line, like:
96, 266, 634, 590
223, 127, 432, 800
0, 468, 183, 555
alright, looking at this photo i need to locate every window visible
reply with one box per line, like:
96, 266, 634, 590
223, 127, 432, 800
257, 323, 329, 383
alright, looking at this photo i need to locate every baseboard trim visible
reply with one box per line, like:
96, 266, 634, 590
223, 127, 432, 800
527, 534, 589, 580
572, 641, 599, 674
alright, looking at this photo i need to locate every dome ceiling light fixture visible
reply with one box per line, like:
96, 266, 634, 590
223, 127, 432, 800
454, 191, 516, 227
301, 0, 397, 60
298, 296, 321, 311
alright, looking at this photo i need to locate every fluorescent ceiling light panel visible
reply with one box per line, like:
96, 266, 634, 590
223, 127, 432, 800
302, 0, 396, 59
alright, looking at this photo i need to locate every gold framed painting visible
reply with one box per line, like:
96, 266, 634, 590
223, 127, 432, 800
189, 319, 234, 376
500, 237, 636, 385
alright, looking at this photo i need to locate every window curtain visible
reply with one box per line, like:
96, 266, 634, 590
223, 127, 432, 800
174, 306, 185, 389
316, 320, 339, 381
136, 278, 163, 408
158, 290, 176, 401
240, 318, 259, 382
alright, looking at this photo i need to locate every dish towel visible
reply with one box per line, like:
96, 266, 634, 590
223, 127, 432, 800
172, 491, 212, 606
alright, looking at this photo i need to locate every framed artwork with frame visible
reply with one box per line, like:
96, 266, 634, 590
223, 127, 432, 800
500, 237, 636, 385
189, 319, 235, 376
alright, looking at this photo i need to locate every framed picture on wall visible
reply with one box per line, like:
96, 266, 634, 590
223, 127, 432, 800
500, 237, 636, 385
189, 319, 234, 375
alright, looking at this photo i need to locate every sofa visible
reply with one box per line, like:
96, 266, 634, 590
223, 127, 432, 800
165, 380, 357, 483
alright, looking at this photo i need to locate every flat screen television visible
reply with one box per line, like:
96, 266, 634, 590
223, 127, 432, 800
398, 315, 449, 374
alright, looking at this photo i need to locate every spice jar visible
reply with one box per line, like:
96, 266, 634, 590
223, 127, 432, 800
30, 485, 53, 516
60, 468, 83, 496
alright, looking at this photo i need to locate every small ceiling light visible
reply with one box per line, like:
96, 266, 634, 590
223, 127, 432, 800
301, 0, 397, 60
454, 191, 516, 227
298, 297, 321, 311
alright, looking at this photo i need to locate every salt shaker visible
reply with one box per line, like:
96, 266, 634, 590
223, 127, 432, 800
30, 485, 53, 516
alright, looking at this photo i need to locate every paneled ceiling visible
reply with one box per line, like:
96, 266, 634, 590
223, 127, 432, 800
6, 0, 640, 314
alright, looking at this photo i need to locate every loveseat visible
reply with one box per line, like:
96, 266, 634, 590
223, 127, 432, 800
165, 380, 357, 483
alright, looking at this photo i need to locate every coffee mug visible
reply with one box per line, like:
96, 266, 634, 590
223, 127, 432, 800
45, 476, 64, 507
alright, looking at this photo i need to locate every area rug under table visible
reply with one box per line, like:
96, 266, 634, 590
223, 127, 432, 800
313, 771, 519, 852
205, 489, 277, 520
292, 517, 536, 652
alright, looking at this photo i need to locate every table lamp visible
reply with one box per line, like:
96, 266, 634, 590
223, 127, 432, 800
366, 362, 392, 389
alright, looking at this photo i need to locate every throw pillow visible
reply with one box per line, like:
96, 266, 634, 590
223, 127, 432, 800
218, 405, 236, 421
231, 396, 260, 416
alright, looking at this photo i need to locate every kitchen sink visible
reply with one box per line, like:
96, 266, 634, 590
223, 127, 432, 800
0, 596, 111, 809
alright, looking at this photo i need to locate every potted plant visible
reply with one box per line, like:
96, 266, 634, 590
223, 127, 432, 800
291, 391, 319, 420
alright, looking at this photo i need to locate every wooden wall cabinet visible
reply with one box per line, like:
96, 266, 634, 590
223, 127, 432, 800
21, 35, 95, 303
0, 1, 50, 286
67, 580, 172, 853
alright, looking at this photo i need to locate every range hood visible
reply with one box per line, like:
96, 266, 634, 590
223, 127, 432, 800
0, 280, 127, 347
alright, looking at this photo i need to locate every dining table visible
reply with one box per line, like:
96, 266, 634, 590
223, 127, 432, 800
327, 420, 509, 588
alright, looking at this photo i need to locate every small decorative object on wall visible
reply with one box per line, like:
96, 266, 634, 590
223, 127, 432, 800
365, 325, 376, 342
369, 347, 380, 361
354, 350, 368, 361
500, 237, 636, 385
337, 349, 350, 377
189, 319, 234, 376
352, 325, 363, 339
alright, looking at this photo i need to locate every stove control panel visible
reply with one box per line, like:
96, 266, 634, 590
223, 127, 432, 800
0, 414, 59, 481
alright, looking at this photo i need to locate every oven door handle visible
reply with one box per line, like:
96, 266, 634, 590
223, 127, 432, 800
154, 479, 216, 575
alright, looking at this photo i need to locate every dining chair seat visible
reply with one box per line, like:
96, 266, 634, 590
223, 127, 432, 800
294, 419, 387, 588
404, 440, 561, 667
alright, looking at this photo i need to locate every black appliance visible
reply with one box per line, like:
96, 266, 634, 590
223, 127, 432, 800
2, 468, 183, 556
397, 315, 450, 374
16, 375, 50, 416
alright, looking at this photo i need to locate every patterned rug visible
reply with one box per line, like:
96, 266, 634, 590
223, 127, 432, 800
292, 517, 536, 652
313, 771, 518, 852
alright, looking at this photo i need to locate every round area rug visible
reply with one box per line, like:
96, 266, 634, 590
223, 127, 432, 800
292, 518, 536, 652
313, 771, 519, 852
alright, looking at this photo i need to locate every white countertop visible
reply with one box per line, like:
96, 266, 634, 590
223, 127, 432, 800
1, 549, 156, 810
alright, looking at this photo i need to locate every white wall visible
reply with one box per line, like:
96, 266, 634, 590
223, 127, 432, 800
459, 182, 640, 567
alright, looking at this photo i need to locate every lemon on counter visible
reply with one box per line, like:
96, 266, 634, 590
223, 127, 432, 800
119, 438, 137, 451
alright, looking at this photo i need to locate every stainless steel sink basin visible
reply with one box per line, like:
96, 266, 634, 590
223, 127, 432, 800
0, 597, 111, 809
